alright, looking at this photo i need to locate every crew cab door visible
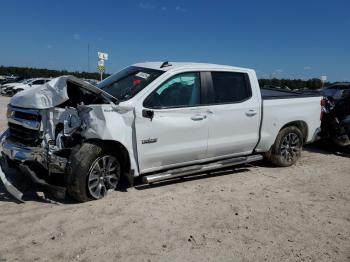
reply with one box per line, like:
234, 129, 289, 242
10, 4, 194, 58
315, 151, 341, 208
205, 71, 261, 157
135, 72, 209, 173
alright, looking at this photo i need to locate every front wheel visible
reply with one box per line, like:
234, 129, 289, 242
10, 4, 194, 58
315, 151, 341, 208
87, 155, 120, 199
68, 143, 121, 202
266, 126, 303, 167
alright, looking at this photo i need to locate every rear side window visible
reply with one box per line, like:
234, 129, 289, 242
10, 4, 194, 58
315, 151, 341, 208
211, 72, 252, 104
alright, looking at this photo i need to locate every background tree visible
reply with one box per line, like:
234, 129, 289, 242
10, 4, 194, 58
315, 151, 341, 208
0, 66, 110, 80
259, 78, 327, 90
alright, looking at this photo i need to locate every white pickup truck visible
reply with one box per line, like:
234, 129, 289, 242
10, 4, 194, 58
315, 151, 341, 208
0, 62, 321, 202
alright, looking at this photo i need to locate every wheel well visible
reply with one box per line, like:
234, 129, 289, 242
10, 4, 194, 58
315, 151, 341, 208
281, 121, 308, 143
85, 139, 131, 178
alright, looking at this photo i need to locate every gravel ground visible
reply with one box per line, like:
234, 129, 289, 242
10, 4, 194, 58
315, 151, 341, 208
0, 96, 349, 262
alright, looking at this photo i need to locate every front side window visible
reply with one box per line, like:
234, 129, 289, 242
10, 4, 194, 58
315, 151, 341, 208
211, 72, 252, 104
98, 66, 164, 101
144, 72, 201, 109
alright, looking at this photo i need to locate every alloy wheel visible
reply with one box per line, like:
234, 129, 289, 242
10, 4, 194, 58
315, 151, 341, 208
280, 133, 301, 162
87, 155, 120, 199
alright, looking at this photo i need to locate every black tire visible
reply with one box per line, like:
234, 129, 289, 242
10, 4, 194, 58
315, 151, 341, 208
265, 126, 303, 167
14, 88, 24, 95
67, 143, 121, 202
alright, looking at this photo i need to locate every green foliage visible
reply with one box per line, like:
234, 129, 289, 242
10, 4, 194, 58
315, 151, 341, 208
259, 78, 327, 90
0, 66, 110, 80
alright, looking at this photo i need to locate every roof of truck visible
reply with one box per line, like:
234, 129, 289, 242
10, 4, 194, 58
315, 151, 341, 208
132, 61, 253, 72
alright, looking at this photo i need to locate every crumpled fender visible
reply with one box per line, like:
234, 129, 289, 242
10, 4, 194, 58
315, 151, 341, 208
79, 104, 140, 176
8, 76, 140, 177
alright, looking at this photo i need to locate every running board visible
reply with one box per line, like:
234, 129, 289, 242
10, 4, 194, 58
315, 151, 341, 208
142, 154, 263, 184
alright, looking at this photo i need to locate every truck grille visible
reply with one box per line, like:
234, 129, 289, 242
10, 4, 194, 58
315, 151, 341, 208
7, 107, 42, 146
13, 110, 41, 121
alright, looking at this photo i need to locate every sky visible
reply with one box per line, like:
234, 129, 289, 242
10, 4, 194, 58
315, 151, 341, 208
0, 0, 349, 81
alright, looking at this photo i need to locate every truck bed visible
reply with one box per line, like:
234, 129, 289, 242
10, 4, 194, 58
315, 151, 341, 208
261, 87, 320, 100
256, 93, 322, 152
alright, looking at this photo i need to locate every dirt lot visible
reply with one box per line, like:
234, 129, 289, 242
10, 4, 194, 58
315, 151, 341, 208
0, 96, 349, 262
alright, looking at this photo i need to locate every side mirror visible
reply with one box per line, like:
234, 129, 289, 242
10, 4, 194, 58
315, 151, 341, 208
142, 109, 154, 121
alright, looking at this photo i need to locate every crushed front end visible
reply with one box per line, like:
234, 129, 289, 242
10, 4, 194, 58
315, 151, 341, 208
0, 76, 119, 202
0, 105, 82, 201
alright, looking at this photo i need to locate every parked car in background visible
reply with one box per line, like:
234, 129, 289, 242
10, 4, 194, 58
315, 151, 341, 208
84, 79, 99, 86
5, 75, 19, 81
1, 78, 51, 96
320, 83, 350, 147
0, 62, 322, 202
0, 79, 6, 86
1, 79, 31, 92
0, 76, 24, 87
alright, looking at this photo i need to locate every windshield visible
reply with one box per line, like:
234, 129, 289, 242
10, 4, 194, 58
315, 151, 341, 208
98, 66, 164, 101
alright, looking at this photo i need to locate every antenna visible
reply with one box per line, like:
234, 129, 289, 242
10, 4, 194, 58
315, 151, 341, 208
160, 61, 171, 68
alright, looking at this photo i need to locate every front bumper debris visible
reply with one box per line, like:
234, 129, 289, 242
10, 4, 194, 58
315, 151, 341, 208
0, 159, 24, 203
18, 164, 66, 199
0, 157, 67, 202
2, 138, 44, 162
0, 132, 67, 202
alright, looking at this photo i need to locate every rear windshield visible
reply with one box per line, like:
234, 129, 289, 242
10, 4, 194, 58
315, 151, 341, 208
98, 66, 164, 101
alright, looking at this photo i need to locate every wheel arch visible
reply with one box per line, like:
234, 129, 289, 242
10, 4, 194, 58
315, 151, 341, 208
84, 139, 133, 185
280, 120, 308, 143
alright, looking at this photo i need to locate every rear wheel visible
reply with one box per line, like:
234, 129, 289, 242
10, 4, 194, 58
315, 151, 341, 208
68, 143, 121, 202
266, 126, 303, 167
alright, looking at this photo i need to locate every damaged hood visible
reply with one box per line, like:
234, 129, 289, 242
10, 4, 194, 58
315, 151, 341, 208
10, 76, 115, 109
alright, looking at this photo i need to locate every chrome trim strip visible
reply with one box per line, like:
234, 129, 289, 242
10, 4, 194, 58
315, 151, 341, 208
8, 105, 40, 115
143, 155, 263, 184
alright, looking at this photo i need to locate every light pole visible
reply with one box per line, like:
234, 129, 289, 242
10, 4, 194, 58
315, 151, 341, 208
87, 43, 90, 73
97, 52, 108, 81
321, 75, 327, 88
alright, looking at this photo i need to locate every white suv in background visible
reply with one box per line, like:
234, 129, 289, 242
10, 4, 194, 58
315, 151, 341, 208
3, 78, 51, 96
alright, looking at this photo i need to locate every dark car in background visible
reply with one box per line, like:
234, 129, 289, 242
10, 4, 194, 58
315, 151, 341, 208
320, 83, 350, 147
